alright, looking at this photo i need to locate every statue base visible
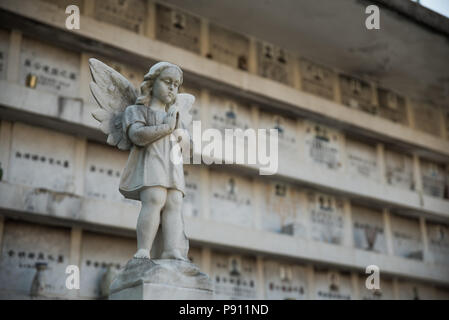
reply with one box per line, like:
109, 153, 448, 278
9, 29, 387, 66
109, 258, 214, 300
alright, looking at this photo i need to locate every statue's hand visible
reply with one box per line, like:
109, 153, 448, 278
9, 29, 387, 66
164, 108, 180, 131
164, 115, 177, 131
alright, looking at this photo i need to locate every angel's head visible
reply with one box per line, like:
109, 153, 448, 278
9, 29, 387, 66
136, 62, 183, 107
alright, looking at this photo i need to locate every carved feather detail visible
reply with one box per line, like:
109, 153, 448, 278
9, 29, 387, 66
88, 58, 137, 150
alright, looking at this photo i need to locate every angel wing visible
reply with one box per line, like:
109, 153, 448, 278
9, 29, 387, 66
171, 93, 195, 129
89, 58, 137, 150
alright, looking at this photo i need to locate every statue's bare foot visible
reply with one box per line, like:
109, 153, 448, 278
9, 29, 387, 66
134, 248, 150, 259
161, 249, 188, 261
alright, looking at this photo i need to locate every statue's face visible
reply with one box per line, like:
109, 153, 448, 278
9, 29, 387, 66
152, 67, 182, 106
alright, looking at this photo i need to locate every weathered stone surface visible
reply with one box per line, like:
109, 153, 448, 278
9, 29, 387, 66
110, 258, 213, 300
110, 283, 213, 300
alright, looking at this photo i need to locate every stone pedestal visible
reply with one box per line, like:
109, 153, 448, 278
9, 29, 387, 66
109, 258, 214, 300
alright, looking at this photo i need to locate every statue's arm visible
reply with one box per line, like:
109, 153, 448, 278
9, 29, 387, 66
128, 122, 172, 146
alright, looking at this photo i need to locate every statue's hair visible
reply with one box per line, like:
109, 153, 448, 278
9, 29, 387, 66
135, 62, 183, 106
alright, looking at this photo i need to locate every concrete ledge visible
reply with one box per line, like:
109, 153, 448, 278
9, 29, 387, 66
277, 160, 449, 219
1, 181, 448, 285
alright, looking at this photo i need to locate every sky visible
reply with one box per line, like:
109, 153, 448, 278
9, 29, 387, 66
412, 0, 449, 18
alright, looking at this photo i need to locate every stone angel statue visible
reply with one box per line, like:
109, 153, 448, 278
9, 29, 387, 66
89, 58, 194, 261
